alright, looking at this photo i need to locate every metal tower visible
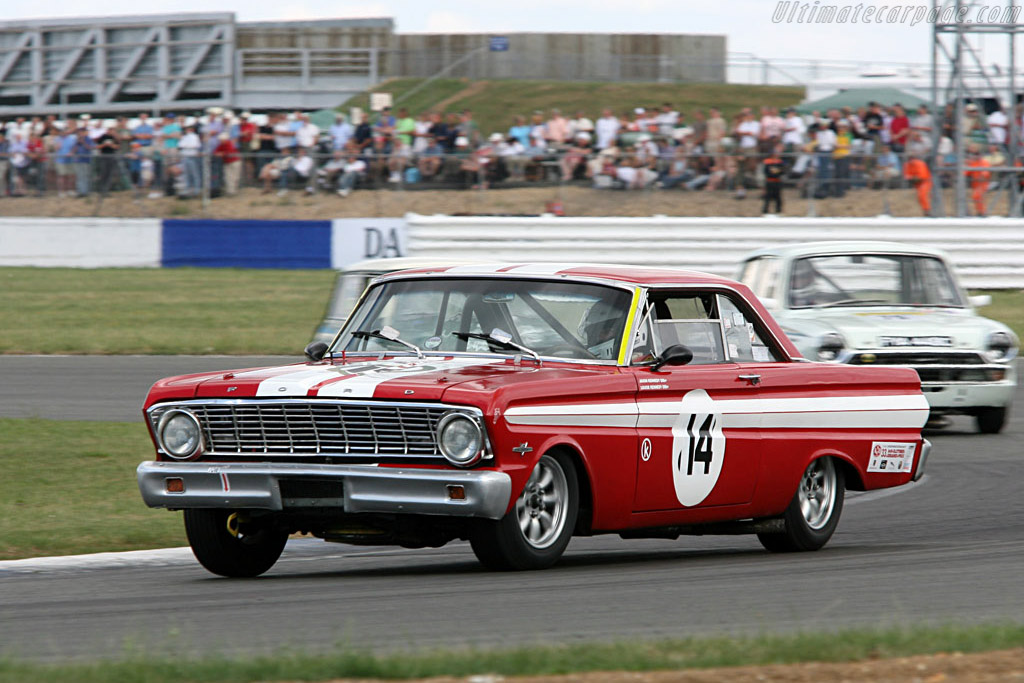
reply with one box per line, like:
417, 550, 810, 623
932, 0, 1024, 216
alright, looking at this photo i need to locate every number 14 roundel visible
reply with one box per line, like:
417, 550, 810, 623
671, 389, 726, 506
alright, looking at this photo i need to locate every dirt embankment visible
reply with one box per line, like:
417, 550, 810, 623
0, 185, 986, 220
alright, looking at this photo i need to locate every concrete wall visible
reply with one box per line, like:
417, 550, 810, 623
387, 33, 727, 83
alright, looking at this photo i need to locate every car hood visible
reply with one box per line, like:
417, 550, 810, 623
151, 355, 619, 406
780, 306, 1005, 350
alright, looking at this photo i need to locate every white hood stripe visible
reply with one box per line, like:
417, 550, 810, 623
250, 357, 505, 399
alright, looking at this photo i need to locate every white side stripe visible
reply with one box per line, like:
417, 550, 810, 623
505, 394, 929, 430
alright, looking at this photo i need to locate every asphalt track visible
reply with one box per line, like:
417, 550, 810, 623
0, 356, 1022, 663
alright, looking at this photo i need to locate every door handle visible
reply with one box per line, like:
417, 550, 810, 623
738, 374, 761, 386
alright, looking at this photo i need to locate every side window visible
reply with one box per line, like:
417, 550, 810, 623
641, 293, 725, 365
717, 295, 780, 363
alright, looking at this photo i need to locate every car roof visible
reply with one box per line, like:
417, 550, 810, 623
380, 262, 741, 288
340, 256, 480, 274
742, 241, 951, 261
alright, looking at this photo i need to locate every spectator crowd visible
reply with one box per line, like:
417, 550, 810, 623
1, 97, 1022, 216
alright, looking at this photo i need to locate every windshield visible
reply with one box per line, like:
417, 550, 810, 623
788, 254, 964, 309
334, 277, 635, 361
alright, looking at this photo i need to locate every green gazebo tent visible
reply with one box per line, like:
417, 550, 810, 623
795, 88, 929, 114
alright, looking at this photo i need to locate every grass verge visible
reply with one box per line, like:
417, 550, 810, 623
0, 624, 1023, 682
0, 419, 183, 559
0, 269, 1020, 356
0, 267, 335, 355
341, 78, 805, 137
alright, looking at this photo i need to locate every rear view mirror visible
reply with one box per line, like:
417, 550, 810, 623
969, 294, 992, 308
650, 344, 694, 372
304, 341, 328, 362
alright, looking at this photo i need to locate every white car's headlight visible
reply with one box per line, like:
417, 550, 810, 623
816, 332, 846, 362
985, 331, 1017, 363
437, 412, 484, 467
157, 409, 203, 460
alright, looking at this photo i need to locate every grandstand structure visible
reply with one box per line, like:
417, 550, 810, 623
0, 13, 724, 117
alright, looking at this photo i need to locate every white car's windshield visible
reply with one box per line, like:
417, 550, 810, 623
335, 278, 634, 361
788, 254, 964, 309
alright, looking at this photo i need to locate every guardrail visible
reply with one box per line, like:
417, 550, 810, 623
405, 214, 1024, 289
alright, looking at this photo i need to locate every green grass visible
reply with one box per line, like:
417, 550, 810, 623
975, 290, 1024, 342
0, 269, 1019, 356
341, 78, 805, 138
0, 623, 1022, 682
0, 267, 335, 355
0, 419, 183, 559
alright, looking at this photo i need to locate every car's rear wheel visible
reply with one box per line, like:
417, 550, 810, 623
470, 453, 579, 571
975, 406, 1008, 434
758, 457, 845, 553
184, 509, 288, 577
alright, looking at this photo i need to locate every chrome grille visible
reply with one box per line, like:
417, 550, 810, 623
148, 400, 463, 460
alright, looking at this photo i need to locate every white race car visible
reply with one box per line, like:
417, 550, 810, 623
738, 241, 1017, 433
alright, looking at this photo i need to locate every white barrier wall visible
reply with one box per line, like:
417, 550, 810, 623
0, 218, 162, 268
406, 214, 1024, 289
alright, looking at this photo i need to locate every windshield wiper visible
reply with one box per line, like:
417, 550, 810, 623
818, 298, 890, 309
350, 325, 423, 358
452, 328, 543, 366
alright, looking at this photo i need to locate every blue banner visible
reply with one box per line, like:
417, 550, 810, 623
162, 219, 332, 269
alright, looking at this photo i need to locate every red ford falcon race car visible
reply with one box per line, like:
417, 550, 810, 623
138, 264, 931, 577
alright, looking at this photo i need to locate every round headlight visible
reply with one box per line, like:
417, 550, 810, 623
437, 412, 483, 467
817, 332, 846, 362
985, 331, 1017, 363
157, 409, 203, 460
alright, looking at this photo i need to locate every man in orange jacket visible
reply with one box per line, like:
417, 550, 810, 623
903, 153, 932, 215
965, 144, 991, 216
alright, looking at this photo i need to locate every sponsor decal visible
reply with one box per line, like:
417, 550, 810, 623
867, 441, 916, 473
879, 335, 953, 347
640, 437, 652, 462
671, 389, 726, 506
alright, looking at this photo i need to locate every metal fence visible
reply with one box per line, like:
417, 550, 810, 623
1, 148, 1019, 218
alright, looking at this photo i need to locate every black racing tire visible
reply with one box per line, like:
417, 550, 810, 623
975, 406, 1008, 434
758, 457, 845, 553
184, 509, 288, 578
470, 453, 579, 571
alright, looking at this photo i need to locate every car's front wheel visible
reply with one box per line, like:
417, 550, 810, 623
184, 509, 288, 577
758, 456, 845, 553
470, 453, 579, 571
975, 406, 1008, 434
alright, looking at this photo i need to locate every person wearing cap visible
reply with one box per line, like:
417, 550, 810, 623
295, 113, 319, 151
330, 114, 353, 151
54, 120, 79, 197
417, 135, 445, 180
213, 132, 241, 196
178, 124, 202, 197
0, 129, 10, 198
761, 142, 786, 214
734, 109, 761, 197
965, 144, 991, 216
813, 117, 837, 198
889, 104, 910, 153
987, 101, 1008, 148
394, 107, 415, 148
832, 118, 853, 197
93, 121, 122, 196
705, 107, 726, 155
559, 131, 590, 181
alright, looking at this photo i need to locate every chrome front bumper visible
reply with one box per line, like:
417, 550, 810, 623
913, 439, 931, 482
137, 461, 513, 520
